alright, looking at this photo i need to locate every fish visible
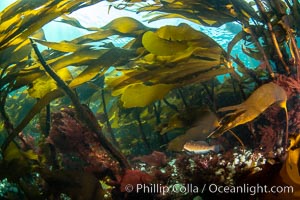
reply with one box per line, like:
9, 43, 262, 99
183, 141, 221, 154
167, 108, 219, 151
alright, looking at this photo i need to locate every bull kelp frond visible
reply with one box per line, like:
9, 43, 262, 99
0, 0, 102, 91
208, 82, 288, 140
0, 0, 101, 50
0, 13, 156, 150
3, 14, 233, 110
106, 23, 234, 108
135, 0, 262, 26
1, 16, 146, 92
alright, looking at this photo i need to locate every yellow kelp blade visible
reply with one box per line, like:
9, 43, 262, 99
14, 46, 135, 93
10, 73, 99, 141
10, 50, 136, 136
10, 17, 140, 88
71, 30, 115, 44
106, 23, 231, 108
57, 14, 101, 31
68, 17, 149, 44
13, 48, 108, 89
0, 0, 47, 21
0, 0, 99, 50
32, 38, 90, 53
138, 0, 234, 27
0, 142, 39, 182
153, 60, 227, 84
28, 68, 72, 99
102, 17, 150, 35
7, 63, 109, 146
156, 23, 206, 41
105, 69, 140, 90
138, 0, 260, 26
69, 48, 136, 88
142, 31, 188, 56
146, 13, 203, 25
0, 0, 48, 43
0, 29, 45, 68
140, 23, 226, 63
26, 48, 133, 94
209, 82, 288, 138
107, 61, 231, 92
0, 0, 102, 93
142, 23, 223, 59
280, 134, 300, 197
112, 83, 175, 108
0, 40, 31, 68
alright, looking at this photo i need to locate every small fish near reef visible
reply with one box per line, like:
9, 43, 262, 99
183, 141, 221, 154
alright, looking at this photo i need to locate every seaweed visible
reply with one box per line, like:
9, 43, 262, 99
0, 0, 299, 199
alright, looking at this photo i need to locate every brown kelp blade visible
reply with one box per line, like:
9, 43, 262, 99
280, 134, 300, 197
106, 23, 232, 108
208, 82, 288, 139
138, 0, 261, 27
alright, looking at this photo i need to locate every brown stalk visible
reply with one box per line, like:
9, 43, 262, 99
255, 0, 290, 74
0, 90, 14, 136
228, 130, 245, 152
201, 82, 216, 110
279, 15, 300, 80
231, 56, 262, 85
28, 38, 130, 170
135, 112, 151, 152
247, 27, 275, 78
101, 89, 119, 148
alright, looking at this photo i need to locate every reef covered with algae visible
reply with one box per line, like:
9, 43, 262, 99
0, 0, 299, 199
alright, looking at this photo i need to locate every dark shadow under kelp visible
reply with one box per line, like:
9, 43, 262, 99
0, 0, 299, 199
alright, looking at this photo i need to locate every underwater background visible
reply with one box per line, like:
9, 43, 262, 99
0, 0, 299, 199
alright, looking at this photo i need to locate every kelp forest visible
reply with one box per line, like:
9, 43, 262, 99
0, 0, 299, 199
